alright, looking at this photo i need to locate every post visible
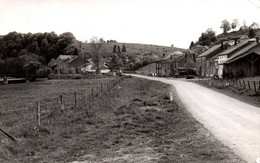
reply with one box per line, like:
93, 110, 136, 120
239, 80, 241, 87
254, 81, 257, 93
96, 86, 99, 95
37, 101, 41, 126
243, 80, 246, 89
84, 90, 87, 107
248, 81, 251, 90
91, 88, 94, 99
170, 92, 173, 101
74, 92, 77, 108
60, 95, 64, 111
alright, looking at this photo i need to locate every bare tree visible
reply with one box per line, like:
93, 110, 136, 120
240, 20, 249, 31
90, 36, 103, 74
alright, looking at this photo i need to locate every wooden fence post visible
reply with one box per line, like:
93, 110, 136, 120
74, 92, 77, 108
91, 88, 94, 99
60, 95, 64, 111
37, 101, 41, 126
84, 90, 87, 107
253, 81, 257, 93
248, 81, 251, 90
243, 80, 246, 89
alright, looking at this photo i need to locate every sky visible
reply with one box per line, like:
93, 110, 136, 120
0, 0, 260, 48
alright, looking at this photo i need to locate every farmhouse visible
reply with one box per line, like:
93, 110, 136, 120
196, 43, 230, 77
49, 55, 88, 73
155, 52, 196, 77
216, 38, 256, 78
223, 38, 260, 77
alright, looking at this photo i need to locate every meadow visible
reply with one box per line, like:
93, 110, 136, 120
0, 77, 244, 162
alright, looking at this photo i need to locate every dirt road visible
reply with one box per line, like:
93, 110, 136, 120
131, 74, 260, 163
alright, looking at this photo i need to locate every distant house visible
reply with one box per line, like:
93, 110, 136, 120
135, 62, 157, 76
155, 52, 196, 77
79, 59, 110, 74
49, 55, 88, 73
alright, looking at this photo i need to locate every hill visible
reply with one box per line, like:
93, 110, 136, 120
81, 42, 186, 71
82, 42, 185, 58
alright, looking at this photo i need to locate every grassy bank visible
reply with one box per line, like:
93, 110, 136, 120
0, 77, 244, 162
193, 78, 260, 108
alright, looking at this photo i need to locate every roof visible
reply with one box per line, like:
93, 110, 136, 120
218, 39, 256, 56
224, 42, 260, 64
57, 55, 75, 60
218, 40, 250, 56
197, 44, 222, 58
163, 51, 184, 60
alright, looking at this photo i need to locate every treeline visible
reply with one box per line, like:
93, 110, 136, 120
0, 31, 80, 77
191, 20, 260, 48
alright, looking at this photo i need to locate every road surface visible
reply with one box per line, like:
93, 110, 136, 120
131, 74, 260, 163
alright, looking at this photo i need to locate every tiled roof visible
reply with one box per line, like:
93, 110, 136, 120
197, 44, 221, 57
218, 40, 250, 56
224, 42, 259, 64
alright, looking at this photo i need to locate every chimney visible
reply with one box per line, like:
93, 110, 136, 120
234, 38, 238, 45
256, 37, 259, 43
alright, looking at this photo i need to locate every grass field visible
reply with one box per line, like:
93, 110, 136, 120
0, 77, 244, 162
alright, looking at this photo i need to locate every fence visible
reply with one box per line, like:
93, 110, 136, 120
205, 78, 260, 93
0, 77, 124, 141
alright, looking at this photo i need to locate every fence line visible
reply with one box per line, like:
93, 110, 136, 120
205, 78, 260, 93
0, 77, 124, 141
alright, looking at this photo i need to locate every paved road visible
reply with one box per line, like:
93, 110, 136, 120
131, 74, 260, 163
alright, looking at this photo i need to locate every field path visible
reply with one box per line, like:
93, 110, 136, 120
131, 74, 260, 163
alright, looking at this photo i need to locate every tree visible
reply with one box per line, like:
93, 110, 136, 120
240, 20, 249, 31
122, 44, 127, 52
231, 19, 239, 30
113, 45, 117, 53
249, 22, 259, 29
189, 41, 194, 49
220, 20, 231, 33
248, 28, 256, 38
117, 45, 121, 54
90, 36, 103, 74
197, 28, 217, 46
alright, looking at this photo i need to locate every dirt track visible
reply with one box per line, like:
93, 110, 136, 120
131, 74, 260, 163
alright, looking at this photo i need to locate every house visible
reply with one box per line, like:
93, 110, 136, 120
155, 52, 196, 77
196, 42, 229, 77
223, 38, 260, 77
79, 59, 110, 74
216, 38, 256, 78
49, 55, 88, 73
136, 62, 157, 76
